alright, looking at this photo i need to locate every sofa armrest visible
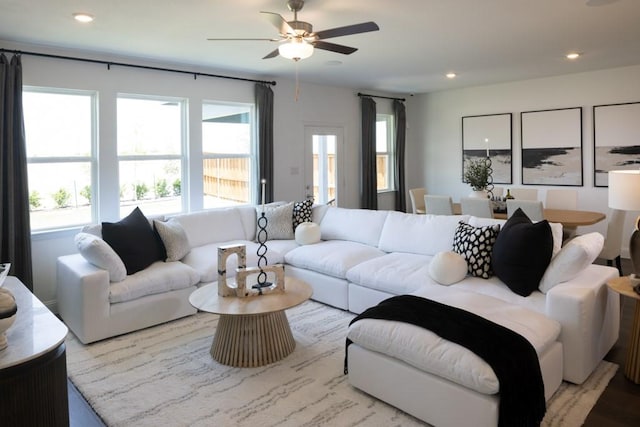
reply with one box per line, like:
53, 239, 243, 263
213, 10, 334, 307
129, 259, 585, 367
545, 264, 619, 384
57, 254, 111, 344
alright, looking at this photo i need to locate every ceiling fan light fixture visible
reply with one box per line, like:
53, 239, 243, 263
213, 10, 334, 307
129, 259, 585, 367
279, 39, 314, 61
73, 13, 95, 23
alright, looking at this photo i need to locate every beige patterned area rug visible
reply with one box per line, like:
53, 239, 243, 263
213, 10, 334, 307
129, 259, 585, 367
66, 300, 617, 427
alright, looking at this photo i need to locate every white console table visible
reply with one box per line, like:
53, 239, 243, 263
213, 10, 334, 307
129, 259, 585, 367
0, 276, 69, 426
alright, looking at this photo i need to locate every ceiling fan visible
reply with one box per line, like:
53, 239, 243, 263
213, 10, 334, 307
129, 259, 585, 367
207, 0, 380, 61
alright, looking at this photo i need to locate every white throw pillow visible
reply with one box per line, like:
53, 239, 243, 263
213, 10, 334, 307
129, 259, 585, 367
257, 202, 295, 240
428, 251, 468, 285
295, 222, 321, 245
154, 219, 191, 262
539, 232, 604, 293
74, 232, 127, 282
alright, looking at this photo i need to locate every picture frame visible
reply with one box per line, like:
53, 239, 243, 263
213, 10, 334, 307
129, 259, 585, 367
593, 102, 640, 187
462, 113, 512, 184
520, 107, 583, 186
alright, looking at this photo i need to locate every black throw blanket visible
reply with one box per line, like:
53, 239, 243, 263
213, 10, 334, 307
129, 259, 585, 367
345, 295, 545, 427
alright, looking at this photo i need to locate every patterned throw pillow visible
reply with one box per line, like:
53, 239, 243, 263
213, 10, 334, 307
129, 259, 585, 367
292, 199, 313, 230
452, 221, 500, 279
258, 202, 295, 240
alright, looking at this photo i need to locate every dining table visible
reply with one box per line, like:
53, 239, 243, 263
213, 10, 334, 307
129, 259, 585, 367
452, 204, 606, 228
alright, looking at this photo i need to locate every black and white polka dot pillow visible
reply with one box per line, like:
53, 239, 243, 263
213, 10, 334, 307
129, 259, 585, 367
452, 221, 500, 279
292, 199, 313, 230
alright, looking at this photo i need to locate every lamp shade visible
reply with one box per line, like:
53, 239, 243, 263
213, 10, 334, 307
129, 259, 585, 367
608, 170, 640, 211
278, 39, 314, 60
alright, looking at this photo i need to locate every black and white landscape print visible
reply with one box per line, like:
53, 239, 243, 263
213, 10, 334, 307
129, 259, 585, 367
594, 102, 640, 187
462, 113, 512, 184
521, 107, 582, 186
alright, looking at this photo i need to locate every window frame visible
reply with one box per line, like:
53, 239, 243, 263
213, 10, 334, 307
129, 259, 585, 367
201, 100, 257, 208
24, 86, 98, 232
376, 113, 396, 192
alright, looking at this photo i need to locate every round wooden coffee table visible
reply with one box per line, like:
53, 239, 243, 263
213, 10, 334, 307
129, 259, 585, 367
189, 277, 312, 367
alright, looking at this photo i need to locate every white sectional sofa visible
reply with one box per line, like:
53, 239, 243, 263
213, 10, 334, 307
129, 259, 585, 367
57, 203, 619, 426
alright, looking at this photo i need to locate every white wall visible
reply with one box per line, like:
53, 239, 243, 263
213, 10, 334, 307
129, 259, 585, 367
6, 41, 401, 308
407, 64, 640, 255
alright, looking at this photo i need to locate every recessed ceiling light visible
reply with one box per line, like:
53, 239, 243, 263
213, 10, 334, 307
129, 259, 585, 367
446, 72, 457, 79
73, 13, 95, 23
566, 52, 581, 60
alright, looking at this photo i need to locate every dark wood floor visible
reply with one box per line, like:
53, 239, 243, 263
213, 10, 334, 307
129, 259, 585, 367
68, 259, 640, 426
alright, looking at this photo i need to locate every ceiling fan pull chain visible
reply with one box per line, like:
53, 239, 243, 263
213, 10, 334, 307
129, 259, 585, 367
295, 61, 300, 102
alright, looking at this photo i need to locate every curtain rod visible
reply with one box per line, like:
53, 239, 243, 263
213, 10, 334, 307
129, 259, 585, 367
0, 48, 277, 86
357, 92, 405, 102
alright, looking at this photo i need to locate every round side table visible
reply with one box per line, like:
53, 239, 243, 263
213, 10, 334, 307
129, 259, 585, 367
607, 276, 640, 384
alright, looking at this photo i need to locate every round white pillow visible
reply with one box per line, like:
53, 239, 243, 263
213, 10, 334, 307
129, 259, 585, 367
429, 251, 468, 285
295, 222, 321, 245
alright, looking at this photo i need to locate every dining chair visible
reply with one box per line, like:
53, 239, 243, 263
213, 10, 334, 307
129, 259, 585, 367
598, 209, 625, 276
409, 188, 426, 214
460, 197, 493, 218
546, 189, 579, 240
509, 188, 539, 201
424, 195, 454, 215
507, 200, 544, 221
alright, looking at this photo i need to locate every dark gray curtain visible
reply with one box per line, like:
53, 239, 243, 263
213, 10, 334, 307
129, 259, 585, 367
0, 54, 33, 290
393, 100, 407, 212
360, 96, 377, 210
255, 83, 274, 204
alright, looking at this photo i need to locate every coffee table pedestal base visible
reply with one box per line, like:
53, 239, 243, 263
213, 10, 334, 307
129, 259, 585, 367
211, 311, 295, 367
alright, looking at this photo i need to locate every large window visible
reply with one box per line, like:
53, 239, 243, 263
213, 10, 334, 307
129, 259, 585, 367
202, 102, 254, 209
24, 88, 96, 231
376, 114, 395, 191
117, 96, 185, 217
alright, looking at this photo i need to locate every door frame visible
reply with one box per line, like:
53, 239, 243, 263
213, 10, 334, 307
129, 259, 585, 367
303, 124, 344, 206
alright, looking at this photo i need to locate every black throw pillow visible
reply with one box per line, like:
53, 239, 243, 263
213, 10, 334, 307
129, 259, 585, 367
491, 208, 553, 297
102, 207, 165, 275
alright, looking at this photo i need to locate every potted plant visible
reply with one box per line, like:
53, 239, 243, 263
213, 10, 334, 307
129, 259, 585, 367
464, 158, 490, 198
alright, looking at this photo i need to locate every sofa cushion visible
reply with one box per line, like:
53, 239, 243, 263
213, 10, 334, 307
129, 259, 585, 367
429, 251, 468, 285
101, 207, 165, 275
154, 219, 190, 262
379, 212, 471, 256
109, 261, 199, 304
286, 240, 385, 279
292, 199, 314, 230
257, 202, 295, 240
181, 240, 286, 283
74, 232, 127, 282
491, 208, 553, 297
172, 208, 246, 248
320, 207, 389, 247
452, 222, 500, 279
346, 252, 434, 295
539, 232, 604, 293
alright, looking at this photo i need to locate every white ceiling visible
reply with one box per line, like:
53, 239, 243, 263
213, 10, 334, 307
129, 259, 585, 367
1, 0, 639, 94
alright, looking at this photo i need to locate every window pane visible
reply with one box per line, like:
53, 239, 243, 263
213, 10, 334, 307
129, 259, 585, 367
28, 162, 92, 229
202, 104, 251, 154
376, 120, 388, 152
117, 97, 182, 155
203, 158, 250, 209
119, 160, 182, 217
202, 102, 253, 208
23, 91, 92, 158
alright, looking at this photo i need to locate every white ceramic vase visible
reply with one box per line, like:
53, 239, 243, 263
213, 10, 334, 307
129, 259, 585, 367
469, 189, 489, 199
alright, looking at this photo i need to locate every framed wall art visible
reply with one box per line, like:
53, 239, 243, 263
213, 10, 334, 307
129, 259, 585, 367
593, 101, 640, 187
461, 113, 512, 184
520, 107, 583, 186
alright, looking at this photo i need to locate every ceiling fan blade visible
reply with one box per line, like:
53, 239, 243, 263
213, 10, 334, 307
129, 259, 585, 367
207, 38, 280, 41
312, 41, 358, 55
262, 49, 280, 59
261, 11, 296, 35
313, 21, 379, 40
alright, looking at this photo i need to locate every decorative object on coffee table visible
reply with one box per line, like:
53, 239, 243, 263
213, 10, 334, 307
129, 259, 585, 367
0, 288, 17, 350
0, 263, 10, 287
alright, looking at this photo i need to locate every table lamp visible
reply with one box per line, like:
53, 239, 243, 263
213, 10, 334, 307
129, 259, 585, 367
608, 170, 640, 279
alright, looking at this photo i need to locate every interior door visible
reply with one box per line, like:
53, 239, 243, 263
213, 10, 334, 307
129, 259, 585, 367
304, 126, 343, 206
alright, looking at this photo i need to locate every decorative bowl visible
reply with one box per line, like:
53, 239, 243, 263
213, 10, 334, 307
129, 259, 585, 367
0, 288, 17, 350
